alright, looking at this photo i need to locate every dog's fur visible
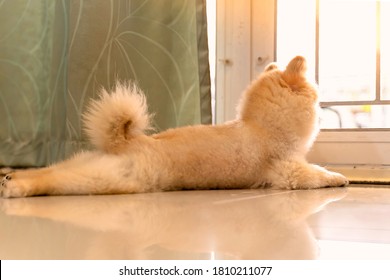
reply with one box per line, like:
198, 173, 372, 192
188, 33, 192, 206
0, 56, 348, 198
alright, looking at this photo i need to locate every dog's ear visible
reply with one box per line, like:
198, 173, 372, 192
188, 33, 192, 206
264, 62, 278, 72
282, 56, 308, 90
284, 56, 307, 77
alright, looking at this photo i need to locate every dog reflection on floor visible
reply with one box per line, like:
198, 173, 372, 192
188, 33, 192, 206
0, 188, 347, 259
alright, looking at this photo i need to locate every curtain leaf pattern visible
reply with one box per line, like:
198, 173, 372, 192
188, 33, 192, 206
0, 0, 211, 167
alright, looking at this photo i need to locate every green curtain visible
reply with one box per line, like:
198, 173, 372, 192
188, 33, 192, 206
0, 0, 212, 167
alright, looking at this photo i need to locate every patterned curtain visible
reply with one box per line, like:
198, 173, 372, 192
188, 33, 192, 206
0, 0, 211, 167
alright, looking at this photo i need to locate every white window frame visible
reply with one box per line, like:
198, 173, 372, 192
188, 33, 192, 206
214, 0, 390, 183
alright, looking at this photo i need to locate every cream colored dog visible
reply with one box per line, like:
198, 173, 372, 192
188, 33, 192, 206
0, 56, 348, 198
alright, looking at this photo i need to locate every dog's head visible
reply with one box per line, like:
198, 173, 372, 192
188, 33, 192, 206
240, 55, 318, 114
238, 56, 320, 152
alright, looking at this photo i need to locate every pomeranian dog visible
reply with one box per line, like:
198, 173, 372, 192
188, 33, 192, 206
0, 56, 348, 198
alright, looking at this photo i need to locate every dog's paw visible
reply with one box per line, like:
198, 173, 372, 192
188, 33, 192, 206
1, 174, 11, 197
1, 174, 14, 198
306, 171, 348, 189
1, 174, 27, 198
325, 171, 349, 188
293, 169, 348, 190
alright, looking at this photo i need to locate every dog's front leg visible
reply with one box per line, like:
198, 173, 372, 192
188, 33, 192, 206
267, 160, 349, 190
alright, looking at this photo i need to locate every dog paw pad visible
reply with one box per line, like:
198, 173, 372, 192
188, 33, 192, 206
1, 174, 12, 187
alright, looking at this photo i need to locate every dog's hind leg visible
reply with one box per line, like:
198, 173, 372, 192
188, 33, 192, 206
0, 152, 140, 198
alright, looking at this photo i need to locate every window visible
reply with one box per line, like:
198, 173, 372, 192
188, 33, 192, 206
277, 0, 390, 129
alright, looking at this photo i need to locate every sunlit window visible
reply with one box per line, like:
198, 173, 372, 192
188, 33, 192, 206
277, 0, 390, 129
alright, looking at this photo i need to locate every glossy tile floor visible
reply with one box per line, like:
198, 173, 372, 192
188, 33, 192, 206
1, 185, 389, 260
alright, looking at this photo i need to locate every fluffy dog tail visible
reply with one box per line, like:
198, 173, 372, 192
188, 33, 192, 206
83, 82, 152, 153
